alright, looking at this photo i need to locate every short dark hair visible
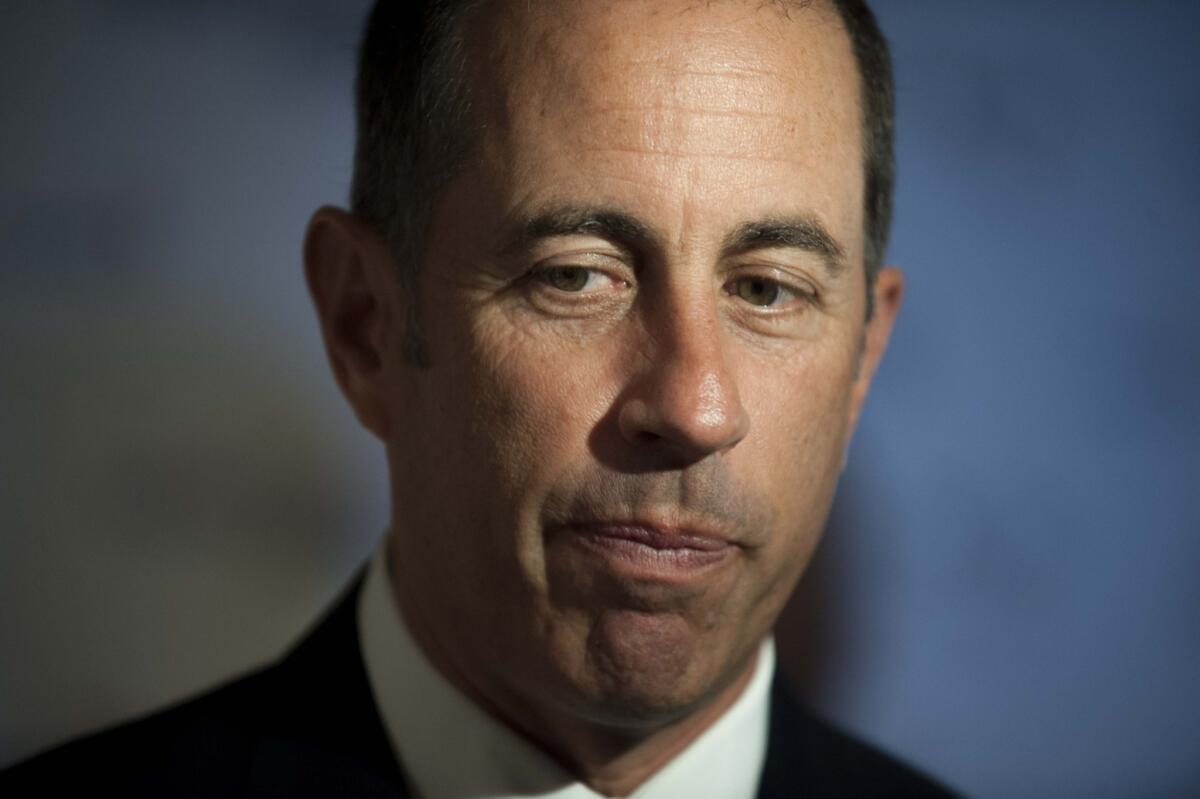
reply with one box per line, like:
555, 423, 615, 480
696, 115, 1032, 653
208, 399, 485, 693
833, 0, 896, 318
350, 0, 894, 356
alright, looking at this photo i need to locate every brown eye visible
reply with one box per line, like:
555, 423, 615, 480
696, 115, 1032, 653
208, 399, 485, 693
543, 266, 591, 292
735, 277, 782, 307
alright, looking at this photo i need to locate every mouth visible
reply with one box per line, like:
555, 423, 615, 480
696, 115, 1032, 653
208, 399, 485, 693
566, 520, 740, 582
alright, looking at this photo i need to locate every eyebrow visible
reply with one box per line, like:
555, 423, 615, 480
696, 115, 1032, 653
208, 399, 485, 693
500, 206, 658, 256
501, 206, 846, 276
721, 217, 847, 276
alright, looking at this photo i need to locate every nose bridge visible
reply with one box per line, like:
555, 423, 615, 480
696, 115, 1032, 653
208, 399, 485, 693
621, 279, 750, 459
658, 298, 732, 420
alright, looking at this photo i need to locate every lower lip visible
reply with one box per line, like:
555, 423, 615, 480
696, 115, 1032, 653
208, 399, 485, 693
574, 528, 735, 580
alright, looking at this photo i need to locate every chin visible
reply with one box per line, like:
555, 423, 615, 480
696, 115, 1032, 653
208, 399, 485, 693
562, 676, 719, 732
557, 607, 752, 730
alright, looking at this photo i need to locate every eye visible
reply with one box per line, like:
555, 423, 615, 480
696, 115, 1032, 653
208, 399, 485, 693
727, 275, 811, 309
534, 266, 624, 294
735, 276, 782, 306
541, 266, 593, 292
521, 257, 633, 318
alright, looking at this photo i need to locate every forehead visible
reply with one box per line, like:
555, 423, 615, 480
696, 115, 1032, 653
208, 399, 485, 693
459, 0, 864, 249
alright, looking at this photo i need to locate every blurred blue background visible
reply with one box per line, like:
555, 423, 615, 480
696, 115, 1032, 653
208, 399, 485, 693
2, 2, 1197, 796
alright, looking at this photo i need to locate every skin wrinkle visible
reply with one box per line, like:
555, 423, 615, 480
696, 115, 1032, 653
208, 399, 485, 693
599, 105, 809, 122
582, 166, 807, 201
576, 145, 822, 164
622, 63, 785, 78
556, 59, 858, 188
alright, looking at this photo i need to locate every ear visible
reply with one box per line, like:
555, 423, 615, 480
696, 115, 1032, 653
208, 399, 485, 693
846, 266, 903, 434
303, 206, 400, 440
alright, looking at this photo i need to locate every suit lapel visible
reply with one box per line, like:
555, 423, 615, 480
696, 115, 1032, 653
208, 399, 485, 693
757, 675, 809, 797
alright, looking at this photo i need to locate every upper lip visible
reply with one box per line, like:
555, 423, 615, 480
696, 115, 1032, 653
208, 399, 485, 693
567, 518, 737, 551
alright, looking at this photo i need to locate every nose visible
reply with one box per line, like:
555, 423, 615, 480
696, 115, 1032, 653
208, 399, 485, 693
617, 310, 750, 465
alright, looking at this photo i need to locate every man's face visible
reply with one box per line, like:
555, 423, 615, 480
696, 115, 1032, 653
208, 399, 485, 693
379, 0, 893, 730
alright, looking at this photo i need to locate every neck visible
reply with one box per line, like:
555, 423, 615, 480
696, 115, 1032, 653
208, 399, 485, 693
516, 654, 760, 796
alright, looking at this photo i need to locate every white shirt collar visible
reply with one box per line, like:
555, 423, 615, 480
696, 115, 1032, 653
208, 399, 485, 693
358, 532, 774, 799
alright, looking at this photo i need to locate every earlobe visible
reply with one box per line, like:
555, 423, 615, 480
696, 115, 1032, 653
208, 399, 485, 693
303, 206, 397, 440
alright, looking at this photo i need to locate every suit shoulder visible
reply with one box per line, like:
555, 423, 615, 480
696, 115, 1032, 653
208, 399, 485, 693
2, 573, 402, 797
788, 710, 960, 797
0, 664, 277, 794
761, 680, 961, 798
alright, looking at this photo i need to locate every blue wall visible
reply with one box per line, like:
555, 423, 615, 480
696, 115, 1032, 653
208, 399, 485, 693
829, 2, 1200, 794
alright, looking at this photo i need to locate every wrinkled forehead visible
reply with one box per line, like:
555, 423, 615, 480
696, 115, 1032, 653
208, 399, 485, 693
475, 1, 857, 144
458, 0, 864, 241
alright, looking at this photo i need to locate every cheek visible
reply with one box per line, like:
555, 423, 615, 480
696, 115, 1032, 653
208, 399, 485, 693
465, 317, 617, 511
727, 353, 856, 638
737, 342, 858, 535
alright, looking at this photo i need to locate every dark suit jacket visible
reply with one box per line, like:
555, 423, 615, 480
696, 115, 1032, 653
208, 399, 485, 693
2, 572, 958, 797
